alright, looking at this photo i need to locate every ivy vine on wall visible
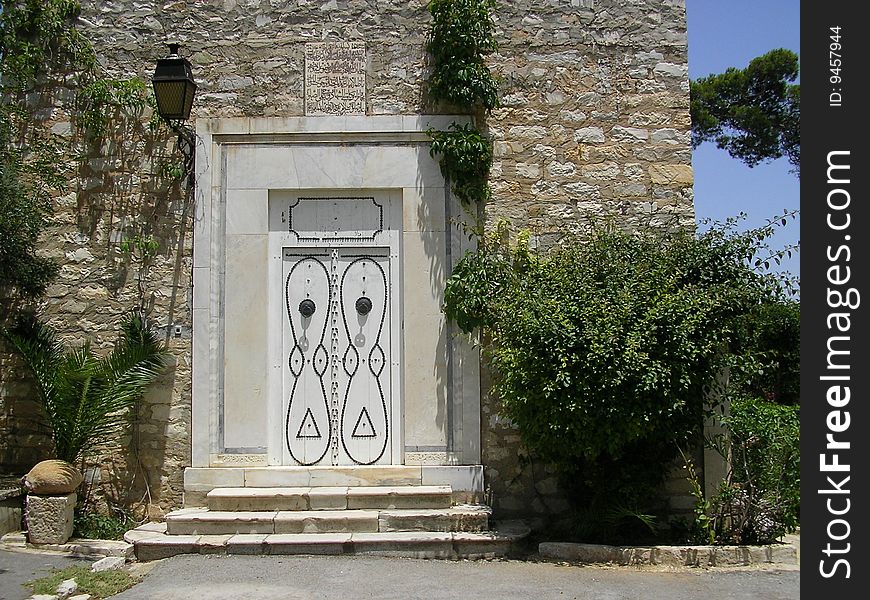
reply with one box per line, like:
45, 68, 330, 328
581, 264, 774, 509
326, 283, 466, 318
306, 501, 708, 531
0, 0, 182, 313
426, 0, 498, 208
427, 0, 500, 111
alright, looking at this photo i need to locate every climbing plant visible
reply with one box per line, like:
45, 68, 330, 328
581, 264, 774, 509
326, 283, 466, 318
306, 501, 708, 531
426, 0, 498, 208
427, 0, 499, 111
0, 0, 179, 312
76, 77, 150, 140
427, 123, 493, 205
0, 0, 91, 303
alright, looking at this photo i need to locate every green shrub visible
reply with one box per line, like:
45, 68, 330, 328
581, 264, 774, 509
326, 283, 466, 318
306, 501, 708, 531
444, 218, 788, 539
427, 0, 499, 111
732, 300, 800, 405
427, 123, 493, 206
724, 397, 800, 542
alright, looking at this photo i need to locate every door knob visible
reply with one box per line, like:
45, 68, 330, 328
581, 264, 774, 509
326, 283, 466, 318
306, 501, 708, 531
355, 296, 372, 315
299, 299, 316, 318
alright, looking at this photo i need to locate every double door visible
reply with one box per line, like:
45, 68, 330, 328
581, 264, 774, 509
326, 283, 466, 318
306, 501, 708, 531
282, 247, 392, 465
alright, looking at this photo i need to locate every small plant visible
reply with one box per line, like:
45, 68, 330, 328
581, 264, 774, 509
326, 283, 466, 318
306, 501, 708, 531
74, 508, 135, 540
119, 234, 160, 261
680, 448, 715, 545
428, 123, 493, 205
26, 565, 137, 599
427, 0, 500, 111
1, 313, 170, 463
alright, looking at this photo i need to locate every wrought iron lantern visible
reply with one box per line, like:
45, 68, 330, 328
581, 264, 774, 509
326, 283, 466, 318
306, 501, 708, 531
152, 43, 197, 121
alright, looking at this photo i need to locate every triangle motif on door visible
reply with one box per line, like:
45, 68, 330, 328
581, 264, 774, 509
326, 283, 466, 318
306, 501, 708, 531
351, 407, 377, 438
296, 407, 322, 439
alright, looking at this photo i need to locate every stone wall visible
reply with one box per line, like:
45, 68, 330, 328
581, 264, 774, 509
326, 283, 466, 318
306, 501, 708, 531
1, 0, 694, 521
477, 0, 695, 527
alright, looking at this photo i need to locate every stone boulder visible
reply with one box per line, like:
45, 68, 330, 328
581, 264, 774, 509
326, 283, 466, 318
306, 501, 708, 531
23, 460, 83, 495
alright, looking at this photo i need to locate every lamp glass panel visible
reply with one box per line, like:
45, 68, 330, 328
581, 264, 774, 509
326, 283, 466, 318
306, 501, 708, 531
153, 81, 187, 118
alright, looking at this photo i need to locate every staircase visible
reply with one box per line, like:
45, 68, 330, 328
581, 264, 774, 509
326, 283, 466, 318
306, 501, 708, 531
124, 466, 528, 560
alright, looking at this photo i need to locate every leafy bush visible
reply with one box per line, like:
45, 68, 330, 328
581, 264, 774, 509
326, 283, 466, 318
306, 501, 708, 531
444, 218, 787, 537
721, 397, 799, 543
732, 300, 800, 405
1, 313, 169, 463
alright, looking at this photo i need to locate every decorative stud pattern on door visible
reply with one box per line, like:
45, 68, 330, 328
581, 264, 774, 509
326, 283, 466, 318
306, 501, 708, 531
283, 248, 391, 465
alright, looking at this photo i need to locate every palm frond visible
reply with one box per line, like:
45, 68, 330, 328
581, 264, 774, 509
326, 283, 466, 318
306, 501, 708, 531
2, 312, 170, 463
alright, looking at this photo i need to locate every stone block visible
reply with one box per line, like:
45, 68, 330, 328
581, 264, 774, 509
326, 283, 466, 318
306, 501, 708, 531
378, 507, 489, 533
648, 164, 693, 185
135, 535, 200, 561
264, 533, 351, 555
197, 534, 231, 554
538, 542, 617, 563
166, 510, 277, 535
769, 544, 798, 564
226, 534, 268, 555
713, 546, 749, 566
350, 531, 454, 559
274, 510, 379, 534
346, 486, 452, 510
307, 487, 349, 510
207, 487, 309, 511
25, 493, 75, 545
56, 578, 78, 596
90, 556, 126, 572
652, 546, 689, 567
452, 532, 512, 559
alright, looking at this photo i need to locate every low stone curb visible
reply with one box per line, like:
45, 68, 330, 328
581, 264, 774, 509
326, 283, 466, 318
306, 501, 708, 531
538, 541, 797, 568
0, 531, 134, 559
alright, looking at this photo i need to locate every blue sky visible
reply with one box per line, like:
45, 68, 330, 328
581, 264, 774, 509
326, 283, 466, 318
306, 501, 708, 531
685, 1, 800, 280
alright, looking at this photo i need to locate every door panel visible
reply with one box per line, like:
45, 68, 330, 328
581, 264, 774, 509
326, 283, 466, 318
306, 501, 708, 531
337, 253, 391, 465
283, 253, 332, 465
282, 249, 392, 465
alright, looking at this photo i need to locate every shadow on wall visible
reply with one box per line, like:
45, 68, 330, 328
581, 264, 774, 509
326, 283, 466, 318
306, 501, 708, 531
0, 352, 53, 475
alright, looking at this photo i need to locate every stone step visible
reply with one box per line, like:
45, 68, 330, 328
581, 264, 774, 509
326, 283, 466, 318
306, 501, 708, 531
165, 506, 491, 535
126, 521, 530, 561
206, 485, 453, 512
183, 466, 485, 507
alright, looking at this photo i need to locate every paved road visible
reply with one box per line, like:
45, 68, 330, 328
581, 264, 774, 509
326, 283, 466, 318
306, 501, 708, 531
0, 550, 92, 600
110, 554, 799, 600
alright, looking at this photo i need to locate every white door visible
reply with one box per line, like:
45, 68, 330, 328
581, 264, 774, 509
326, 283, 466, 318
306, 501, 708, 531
283, 247, 392, 465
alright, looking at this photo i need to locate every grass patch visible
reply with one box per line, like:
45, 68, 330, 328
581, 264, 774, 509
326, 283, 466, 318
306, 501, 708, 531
25, 565, 137, 599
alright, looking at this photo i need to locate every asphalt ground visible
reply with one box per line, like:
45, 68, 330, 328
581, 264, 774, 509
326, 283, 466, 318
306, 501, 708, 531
0, 550, 91, 600
108, 554, 799, 600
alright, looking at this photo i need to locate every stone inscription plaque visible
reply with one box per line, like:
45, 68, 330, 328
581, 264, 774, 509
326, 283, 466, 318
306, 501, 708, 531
304, 42, 366, 115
